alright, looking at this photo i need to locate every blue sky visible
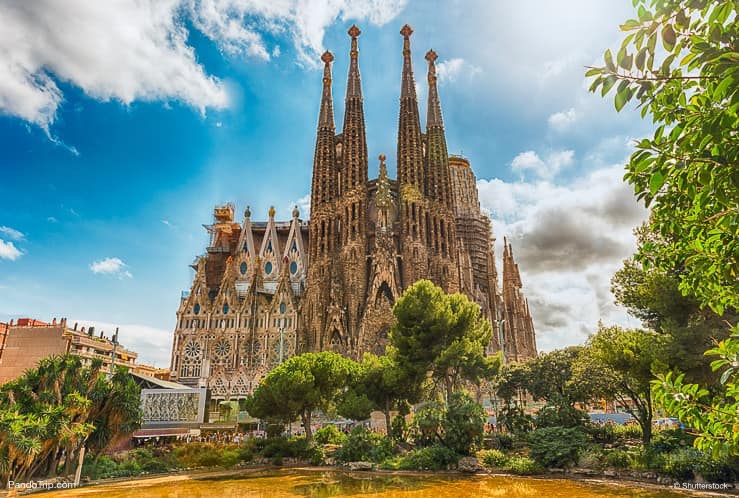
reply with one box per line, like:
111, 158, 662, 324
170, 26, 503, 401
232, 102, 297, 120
0, 0, 654, 367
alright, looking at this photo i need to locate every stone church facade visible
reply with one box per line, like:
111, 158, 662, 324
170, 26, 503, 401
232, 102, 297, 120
169, 25, 537, 402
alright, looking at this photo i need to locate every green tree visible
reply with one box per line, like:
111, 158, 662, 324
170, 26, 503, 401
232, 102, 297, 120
338, 353, 418, 434
442, 391, 486, 455
580, 325, 666, 444
390, 280, 499, 402
245, 352, 353, 442
588, 0, 738, 457
0, 355, 141, 484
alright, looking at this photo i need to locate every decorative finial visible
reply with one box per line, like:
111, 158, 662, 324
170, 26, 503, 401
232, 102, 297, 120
348, 24, 361, 39
244, 205, 251, 218
268, 206, 276, 218
292, 205, 300, 218
378, 153, 386, 165
425, 49, 438, 63
400, 24, 413, 38
321, 51, 334, 65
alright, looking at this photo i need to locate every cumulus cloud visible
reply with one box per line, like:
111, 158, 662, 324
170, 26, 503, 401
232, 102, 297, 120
89, 257, 133, 278
548, 108, 578, 130
435, 58, 481, 84
294, 193, 311, 218
0, 0, 406, 129
0, 240, 23, 261
510, 149, 574, 179
72, 319, 172, 367
0, 226, 24, 241
478, 163, 648, 351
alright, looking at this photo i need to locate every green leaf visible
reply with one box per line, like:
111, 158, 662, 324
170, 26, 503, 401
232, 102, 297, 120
615, 88, 632, 111
661, 24, 676, 52
605, 49, 616, 72
649, 171, 665, 195
635, 47, 648, 70
601, 75, 618, 96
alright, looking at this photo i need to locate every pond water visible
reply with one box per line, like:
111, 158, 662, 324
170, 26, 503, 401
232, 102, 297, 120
45, 469, 695, 497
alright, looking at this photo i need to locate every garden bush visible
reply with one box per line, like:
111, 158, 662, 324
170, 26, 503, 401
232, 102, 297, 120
335, 426, 393, 463
694, 454, 738, 483
314, 425, 347, 445
396, 445, 458, 471
662, 448, 699, 480
527, 426, 588, 468
505, 456, 543, 475
443, 392, 486, 455
487, 433, 514, 450
604, 449, 631, 469
577, 447, 604, 470
477, 449, 509, 468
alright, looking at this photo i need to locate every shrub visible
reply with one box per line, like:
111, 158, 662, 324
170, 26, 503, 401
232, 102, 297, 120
390, 415, 407, 442
604, 449, 631, 469
314, 425, 347, 445
694, 454, 738, 483
534, 405, 588, 429
649, 429, 693, 454
527, 426, 588, 468
335, 426, 393, 463
477, 449, 509, 468
505, 456, 543, 475
443, 392, 486, 455
412, 402, 444, 447
397, 445, 459, 471
487, 433, 513, 450
577, 448, 604, 470
662, 448, 698, 480
82, 455, 120, 480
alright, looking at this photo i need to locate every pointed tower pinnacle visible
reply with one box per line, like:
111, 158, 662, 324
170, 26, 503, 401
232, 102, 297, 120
397, 24, 424, 191
425, 49, 443, 129
341, 25, 368, 192
318, 51, 335, 130
424, 48, 451, 207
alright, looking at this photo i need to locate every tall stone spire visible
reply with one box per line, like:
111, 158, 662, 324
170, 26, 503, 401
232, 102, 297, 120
309, 50, 337, 259
341, 24, 368, 193
397, 24, 424, 191
424, 49, 450, 207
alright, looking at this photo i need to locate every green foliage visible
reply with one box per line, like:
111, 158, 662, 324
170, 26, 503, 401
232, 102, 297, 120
442, 391, 485, 455
395, 445, 459, 471
314, 425, 347, 445
334, 426, 393, 463
604, 449, 631, 469
586, 423, 643, 444
477, 449, 509, 468
391, 280, 499, 401
411, 402, 444, 447
649, 428, 694, 454
693, 453, 738, 483
579, 325, 666, 443
534, 405, 589, 429
488, 433, 513, 451
662, 448, 699, 480
389, 415, 407, 443
172, 443, 239, 468
653, 331, 739, 457
497, 404, 533, 434
577, 447, 605, 471
0, 355, 142, 484
504, 456, 543, 475
588, 0, 739, 460
527, 426, 588, 468
245, 352, 355, 442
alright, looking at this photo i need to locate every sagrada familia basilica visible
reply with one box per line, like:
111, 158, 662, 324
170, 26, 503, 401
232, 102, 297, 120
169, 25, 537, 401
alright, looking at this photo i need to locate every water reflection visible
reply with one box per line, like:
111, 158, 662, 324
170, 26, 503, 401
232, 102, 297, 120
45, 469, 692, 498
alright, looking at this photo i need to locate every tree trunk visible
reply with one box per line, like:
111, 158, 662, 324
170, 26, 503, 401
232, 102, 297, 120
384, 403, 392, 437
302, 411, 312, 443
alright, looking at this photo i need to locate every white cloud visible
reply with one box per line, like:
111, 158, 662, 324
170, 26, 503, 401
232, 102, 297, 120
291, 193, 311, 218
0, 0, 407, 129
0, 240, 23, 261
478, 163, 648, 351
510, 149, 574, 179
71, 319, 172, 368
548, 107, 578, 129
89, 257, 133, 278
0, 226, 24, 241
435, 58, 481, 84
47, 216, 58, 223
